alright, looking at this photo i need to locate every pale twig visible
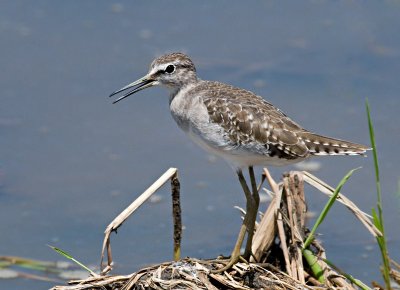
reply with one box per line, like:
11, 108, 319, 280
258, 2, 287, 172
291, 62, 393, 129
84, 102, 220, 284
100, 168, 179, 274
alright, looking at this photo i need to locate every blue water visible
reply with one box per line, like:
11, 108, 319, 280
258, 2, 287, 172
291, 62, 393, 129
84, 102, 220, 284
1, 1, 399, 289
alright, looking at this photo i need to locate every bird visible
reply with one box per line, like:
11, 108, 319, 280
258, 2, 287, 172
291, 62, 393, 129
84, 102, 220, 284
109, 52, 369, 272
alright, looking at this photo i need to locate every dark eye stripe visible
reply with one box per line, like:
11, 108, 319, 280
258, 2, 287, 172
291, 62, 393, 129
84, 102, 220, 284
177, 64, 192, 69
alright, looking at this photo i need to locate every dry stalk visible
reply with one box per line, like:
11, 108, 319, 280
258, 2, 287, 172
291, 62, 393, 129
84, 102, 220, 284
283, 172, 306, 284
100, 168, 181, 275
251, 197, 277, 262
171, 172, 182, 261
251, 168, 280, 262
302, 171, 381, 237
390, 259, 400, 285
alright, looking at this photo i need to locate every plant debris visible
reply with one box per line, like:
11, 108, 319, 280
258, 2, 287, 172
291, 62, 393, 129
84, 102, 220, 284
50, 169, 398, 290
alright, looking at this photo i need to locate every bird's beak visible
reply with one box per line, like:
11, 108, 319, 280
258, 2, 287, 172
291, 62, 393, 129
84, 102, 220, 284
109, 75, 156, 104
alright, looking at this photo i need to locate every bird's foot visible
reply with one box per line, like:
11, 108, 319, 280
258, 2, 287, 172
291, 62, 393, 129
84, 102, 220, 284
211, 254, 243, 273
211, 235, 249, 273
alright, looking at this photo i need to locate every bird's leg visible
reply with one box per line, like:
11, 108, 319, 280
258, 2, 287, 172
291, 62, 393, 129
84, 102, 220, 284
243, 166, 260, 260
212, 169, 254, 273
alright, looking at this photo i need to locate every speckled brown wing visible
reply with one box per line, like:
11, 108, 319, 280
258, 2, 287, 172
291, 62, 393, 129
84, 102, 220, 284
199, 81, 369, 159
200, 81, 310, 160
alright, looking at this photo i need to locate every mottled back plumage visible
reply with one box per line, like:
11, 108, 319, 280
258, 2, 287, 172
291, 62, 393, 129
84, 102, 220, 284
197, 81, 368, 160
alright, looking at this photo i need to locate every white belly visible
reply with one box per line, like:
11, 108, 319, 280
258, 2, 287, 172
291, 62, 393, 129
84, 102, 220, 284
187, 129, 305, 168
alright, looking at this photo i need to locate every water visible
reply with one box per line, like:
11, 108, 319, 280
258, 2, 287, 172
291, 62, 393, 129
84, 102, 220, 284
1, 1, 399, 289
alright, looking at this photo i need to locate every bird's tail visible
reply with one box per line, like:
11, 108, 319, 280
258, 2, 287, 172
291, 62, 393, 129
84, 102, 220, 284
299, 132, 370, 156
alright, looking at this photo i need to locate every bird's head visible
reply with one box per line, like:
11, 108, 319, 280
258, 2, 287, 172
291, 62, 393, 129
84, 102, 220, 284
110, 52, 197, 103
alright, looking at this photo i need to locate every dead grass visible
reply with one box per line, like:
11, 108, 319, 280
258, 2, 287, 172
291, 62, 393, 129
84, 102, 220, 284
49, 168, 397, 290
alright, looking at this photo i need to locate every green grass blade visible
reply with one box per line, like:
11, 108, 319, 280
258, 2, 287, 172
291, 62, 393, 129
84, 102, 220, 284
303, 167, 360, 249
0, 256, 58, 273
302, 249, 325, 283
371, 208, 381, 230
48, 245, 97, 276
366, 99, 391, 289
323, 258, 372, 290
366, 100, 380, 184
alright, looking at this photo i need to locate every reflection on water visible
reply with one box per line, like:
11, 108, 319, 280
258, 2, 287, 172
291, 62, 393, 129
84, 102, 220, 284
1, 1, 399, 288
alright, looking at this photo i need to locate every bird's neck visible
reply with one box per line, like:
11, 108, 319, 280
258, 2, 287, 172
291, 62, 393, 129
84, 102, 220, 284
168, 79, 200, 104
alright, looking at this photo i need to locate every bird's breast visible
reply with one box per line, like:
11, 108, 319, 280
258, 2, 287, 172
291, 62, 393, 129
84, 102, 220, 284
170, 86, 200, 131
170, 90, 234, 151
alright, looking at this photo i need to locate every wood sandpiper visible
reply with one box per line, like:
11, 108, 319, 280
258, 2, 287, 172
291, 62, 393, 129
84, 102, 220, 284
109, 52, 369, 272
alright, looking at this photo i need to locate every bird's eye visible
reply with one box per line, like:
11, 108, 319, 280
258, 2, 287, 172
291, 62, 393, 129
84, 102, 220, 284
165, 64, 175, 74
